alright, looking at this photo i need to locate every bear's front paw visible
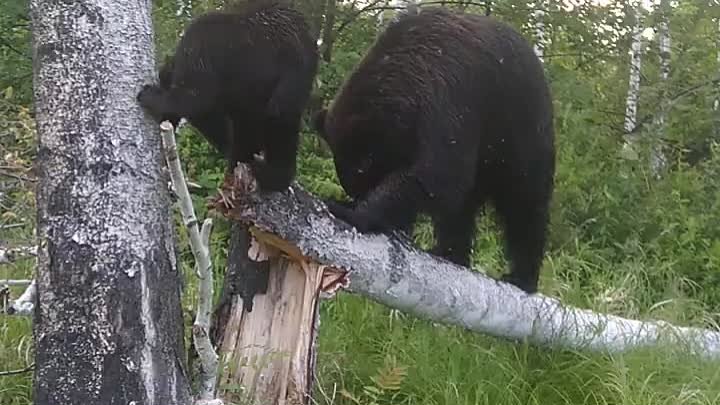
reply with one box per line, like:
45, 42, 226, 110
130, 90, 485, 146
250, 160, 292, 192
137, 84, 162, 107
325, 199, 372, 232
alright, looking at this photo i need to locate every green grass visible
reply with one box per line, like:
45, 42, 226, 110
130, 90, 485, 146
315, 294, 720, 405
1, 223, 35, 405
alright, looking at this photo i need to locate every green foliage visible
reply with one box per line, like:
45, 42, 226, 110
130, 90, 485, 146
315, 294, 720, 405
0, 2, 32, 105
339, 355, 408, 404
315, 7, 381, 101
0, 99, 36, 404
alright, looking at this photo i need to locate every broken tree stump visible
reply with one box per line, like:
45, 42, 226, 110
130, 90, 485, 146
209, 167, 347, 405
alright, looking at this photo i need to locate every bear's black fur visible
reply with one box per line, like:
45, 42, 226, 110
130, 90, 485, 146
313, 8, 555, 293
138, 1, 319, 191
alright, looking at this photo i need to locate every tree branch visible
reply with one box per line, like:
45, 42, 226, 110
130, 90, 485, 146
1, 279, 32, 286
6, 279, 36, 316
334, 1, 550, 36
159, 121, 220, 403
0, 363, 35, 377
0, 245, 36, 264
0, 222, 26, 230
193, 219, 218, 400
0, 34, 28, 58
209, 164, 720, 360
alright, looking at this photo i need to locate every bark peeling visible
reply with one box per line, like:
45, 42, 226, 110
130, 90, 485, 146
30, 1, 191, 404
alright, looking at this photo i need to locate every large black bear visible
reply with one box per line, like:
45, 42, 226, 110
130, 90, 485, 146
138, 1, 319, 191
313, 7, 555, 293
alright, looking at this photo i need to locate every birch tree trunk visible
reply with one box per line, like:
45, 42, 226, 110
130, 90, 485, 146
625, 11, 643, 134
715, 17, 720, 137
393, 0, 420, 23
532, 1, 546, 63
177, 0, 192, 18
320, 0, 337, 62
650, 0, 670, 174
623, 4, 644, 153
654, 0, 671, 130
29, 1, 191, 404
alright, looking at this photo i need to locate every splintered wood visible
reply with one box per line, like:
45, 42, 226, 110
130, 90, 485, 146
210, 165, 348, 405
216, 238, 318, 404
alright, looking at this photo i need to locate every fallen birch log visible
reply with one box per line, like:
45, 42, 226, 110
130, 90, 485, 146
210, 163, 720, 364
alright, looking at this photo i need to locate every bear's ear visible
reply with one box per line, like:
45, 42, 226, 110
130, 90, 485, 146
312, 109, 328, 138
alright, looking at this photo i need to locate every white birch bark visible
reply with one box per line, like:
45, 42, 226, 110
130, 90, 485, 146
650, 0, 671, 174
393, 0, 420, 23
0, 245, 36, 264
715, 17, 720, 136
29, 1, 191, 403
159, 122, 219, 403
321, 0, 337, 62
654, 1, 671, 130
624, 7, 644, 136
176, 0, 193, 18
532, 2, 546, 63
1, 279, 32, 287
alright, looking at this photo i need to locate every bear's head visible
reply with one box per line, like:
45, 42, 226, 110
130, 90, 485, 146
310, 109, 386, 199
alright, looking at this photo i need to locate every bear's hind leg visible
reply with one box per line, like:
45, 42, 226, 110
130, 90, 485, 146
251, 117, 301, 191
494, 190, 550, 294
430, 202, 480, 268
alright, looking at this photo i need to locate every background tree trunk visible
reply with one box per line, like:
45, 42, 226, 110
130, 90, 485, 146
532, 1, 546, 63
624, 5, 643, 136
29, 1, 191, 404
320, 0, 337, 62
177, 0, 193, 18
651, 0, 671, 175
715, 17, 720, 138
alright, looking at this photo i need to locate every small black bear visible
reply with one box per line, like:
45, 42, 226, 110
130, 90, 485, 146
313, 7, 555, 293
138, 1, 319, 191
